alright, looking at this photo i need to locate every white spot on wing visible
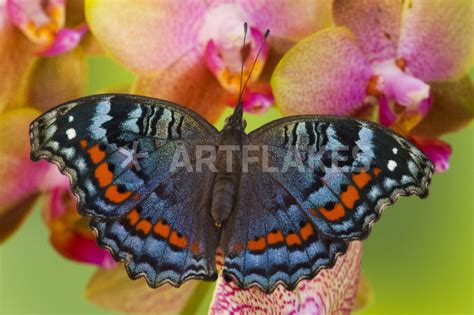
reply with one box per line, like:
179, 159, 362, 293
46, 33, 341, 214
68, 115, 74, 122
66, 128, 76, 139
392, 147, 398, 154
387, 160, 397, 171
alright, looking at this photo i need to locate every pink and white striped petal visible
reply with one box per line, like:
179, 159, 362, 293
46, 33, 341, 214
210, 242, 362, 314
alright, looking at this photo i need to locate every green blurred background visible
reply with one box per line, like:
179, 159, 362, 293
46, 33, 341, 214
0, 56, 472, 314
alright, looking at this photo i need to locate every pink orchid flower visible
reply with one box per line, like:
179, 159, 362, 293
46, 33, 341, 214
271, 0, 474, 172
43, 180, 116, 268
7, 0, 87, 57
0, 1, 112, 267
85, 0, 333, 121
0, 107, 114, 268
1, 0, 92, 112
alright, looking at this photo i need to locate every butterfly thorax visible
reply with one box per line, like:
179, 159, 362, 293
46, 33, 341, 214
211, 112, 248, 228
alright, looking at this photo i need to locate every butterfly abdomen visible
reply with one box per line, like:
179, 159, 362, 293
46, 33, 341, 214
210, 129, 247, 227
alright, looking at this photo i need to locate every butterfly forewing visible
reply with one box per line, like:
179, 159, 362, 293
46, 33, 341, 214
247, 115, 433, 240
30, 94, 221, 287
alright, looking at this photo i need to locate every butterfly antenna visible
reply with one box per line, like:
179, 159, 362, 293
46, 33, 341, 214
233, 26, 270, 120
241, 28, 270, 98
237, 22, 248, 104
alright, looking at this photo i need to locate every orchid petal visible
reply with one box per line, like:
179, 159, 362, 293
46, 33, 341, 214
398, 0, 474, 82
241, 83, 274, 114
204, 27, 268, 93
133, 49, 226, 123
7, 0, 66, 46
223, 82, 274, 114
333, 0, 402, 62
373, 59, 430, 108
379, 95, 397, 126
24, 48, 87, 112
210, 242, 362, 314
411, 137, 452, 173
0, 3, 35, 111
37, 24, 87, 56
42, 185, 115, 268
412, 76, 474, 138
271, 27, 373, 115
86, 263, 199, 314
238, 0, 333, 41
0, 108, 53, 243
85, 0, 208, 73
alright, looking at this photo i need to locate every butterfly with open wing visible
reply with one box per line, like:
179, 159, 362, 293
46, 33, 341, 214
29, 25, 433, 294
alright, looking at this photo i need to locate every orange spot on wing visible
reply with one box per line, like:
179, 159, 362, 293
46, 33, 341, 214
248, 236, 266, 251
352, 172, 371, 189
285, 233, 302, 247
153, 219, 170, 238
300, 222, 315, 241
310, 207, 318, 217
136, 219, 152, 235
373, 167, 382, 177
94, 163, 113, 187
126, 209, 140, 226
88, 144, 106, 164
169, 230, 187, 249
267, 229, 284, 245
105, 185, 131, 203
341, 185, 360, 209
319, 203, 346, 221
79, 139, 88, 149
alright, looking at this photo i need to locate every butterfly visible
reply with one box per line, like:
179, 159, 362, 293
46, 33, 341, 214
29, 92, 433, 293
29, 24, 433, 293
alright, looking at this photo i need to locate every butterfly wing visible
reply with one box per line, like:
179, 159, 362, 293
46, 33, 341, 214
248, 115, 433, 240
30, 94, 220, 287
221, 161, 349, 293
221, 115, 433, 293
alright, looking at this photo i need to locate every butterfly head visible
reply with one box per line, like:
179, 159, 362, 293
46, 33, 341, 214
224, 107, 247, 131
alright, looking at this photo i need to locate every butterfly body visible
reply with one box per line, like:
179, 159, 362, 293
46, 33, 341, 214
30, 94, 433, 293
211, 128, 246, 227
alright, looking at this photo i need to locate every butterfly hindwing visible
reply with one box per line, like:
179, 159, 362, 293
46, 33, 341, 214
30, 94, 221, 286
248, 115, 433, 240
222, 161, 349, 293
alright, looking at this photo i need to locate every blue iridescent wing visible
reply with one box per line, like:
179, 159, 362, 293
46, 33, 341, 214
221, 161, 349, 293
30, 94, 220, 287
222, 116, 433, 293
248, 116, 433, 240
